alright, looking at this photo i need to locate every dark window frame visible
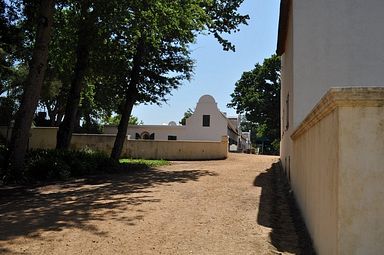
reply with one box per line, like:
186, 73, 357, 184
202, 115, 210, 127
285, 94, 289, 130
168, 135, 177, 140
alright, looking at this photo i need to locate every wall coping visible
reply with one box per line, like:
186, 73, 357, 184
291, 87, 384, 139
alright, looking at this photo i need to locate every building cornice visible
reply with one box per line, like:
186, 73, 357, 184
291, 87, 384, 139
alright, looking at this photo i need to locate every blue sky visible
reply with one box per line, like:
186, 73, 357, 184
132, 0, 280, 125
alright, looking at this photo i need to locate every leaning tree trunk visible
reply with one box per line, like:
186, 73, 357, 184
110, 40, 145, 159
56, 0, 92, 149
7, 0, 54, 178
110, 87, 138, 159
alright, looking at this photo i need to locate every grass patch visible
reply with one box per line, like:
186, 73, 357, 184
119, 159, 169, 169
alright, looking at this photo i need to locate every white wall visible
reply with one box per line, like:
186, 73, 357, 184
280, 0, 384, 169
184, 95, 228, 141
105, 95, 229, 142
292, 0, 384, 127
126, 125, 186, 140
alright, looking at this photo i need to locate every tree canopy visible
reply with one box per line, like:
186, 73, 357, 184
228, 55, 281, 155
179, 108, 194, 125
0, 0, 250, 180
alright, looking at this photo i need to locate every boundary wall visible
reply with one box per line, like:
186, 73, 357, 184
0, 127, 228, 160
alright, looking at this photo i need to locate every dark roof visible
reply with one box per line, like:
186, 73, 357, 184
220, 112, 239, 135
276, 0, 291, 56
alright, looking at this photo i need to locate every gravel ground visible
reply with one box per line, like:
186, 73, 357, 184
0, 153, 314, 255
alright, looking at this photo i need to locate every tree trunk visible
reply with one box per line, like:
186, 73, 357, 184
110, 87, 137, 159
56, 0, 92, 149
7, 0, 54, 178
110, 40, 145, 159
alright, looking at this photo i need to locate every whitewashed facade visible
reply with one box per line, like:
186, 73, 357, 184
278, 0, 384, 171
104, 95, 251, 150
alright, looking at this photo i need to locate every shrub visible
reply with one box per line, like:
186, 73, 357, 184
25, 148, 119, 182
0, 145, 8, 181
27, 155, 71, 181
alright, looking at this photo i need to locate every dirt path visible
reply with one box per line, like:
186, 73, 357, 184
0, 153, 314, 255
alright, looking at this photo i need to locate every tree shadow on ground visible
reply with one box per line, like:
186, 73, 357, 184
0, 167, 217, 241
254, 163, 316, 255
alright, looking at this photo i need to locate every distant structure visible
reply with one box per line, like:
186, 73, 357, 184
104, 95, 251, 151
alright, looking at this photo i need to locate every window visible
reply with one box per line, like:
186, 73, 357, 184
168, 135, 177, 140
202, 115, 210, 127
141, 132, 150, 140
285, 94, 289, 130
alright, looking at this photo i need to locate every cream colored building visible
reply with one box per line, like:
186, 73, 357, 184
104, 95, 251, 151
278, 0, 384, 172
277, 0, 384, 254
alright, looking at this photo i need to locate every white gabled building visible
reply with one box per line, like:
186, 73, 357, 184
104, 95, 250, 150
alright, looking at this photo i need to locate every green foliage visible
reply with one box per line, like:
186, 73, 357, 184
23, 149, 119, 182
103, 115, 143, 126
228, 55, 281, 155
0, 145, 8, 179
0, 0, 24, 93
1, 0, 250, 164
0, 97, 16, 125
203, 0, 249, 51
1, 0, 249, 127
179, 108, 194, 125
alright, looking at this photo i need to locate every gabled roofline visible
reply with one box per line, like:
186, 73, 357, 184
276, 0, 291, 56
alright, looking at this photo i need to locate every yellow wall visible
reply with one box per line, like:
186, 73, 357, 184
29, 127, 58, 149
71, 134, 228, 160
123, 136, 228, 160
338, 106, 384, 254
291, 87, 384, 255
70, 134, 117, 153
1, 127, 228, 160
292, 109, 339, 255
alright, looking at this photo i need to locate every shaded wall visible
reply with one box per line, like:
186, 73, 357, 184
280, 1, 294, 171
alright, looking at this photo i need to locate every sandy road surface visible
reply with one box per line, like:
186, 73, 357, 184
0, 153, 314, 254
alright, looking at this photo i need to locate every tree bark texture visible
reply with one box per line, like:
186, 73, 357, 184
56, 0, 92, 149
110, 87, 137, 159
7, 0, 54, 177
110, 41, 145, 159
